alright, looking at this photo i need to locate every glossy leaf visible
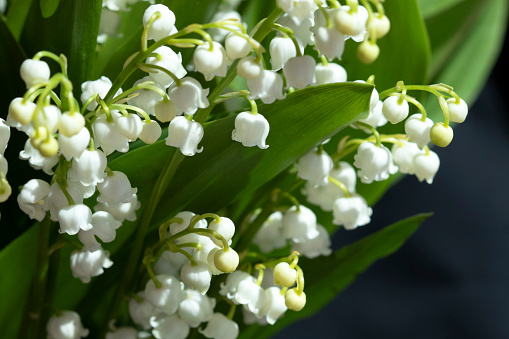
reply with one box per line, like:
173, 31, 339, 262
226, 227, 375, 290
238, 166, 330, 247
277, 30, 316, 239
40, 0, 60, 18
240, 213, 432, 339
5, 0, 34, 40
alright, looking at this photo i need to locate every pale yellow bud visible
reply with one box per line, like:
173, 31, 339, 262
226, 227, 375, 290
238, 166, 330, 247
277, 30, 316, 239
285, 288, 306, 311
273, 262, 297, 288
430, 122, 454, 147
38, 136, 59, 157
214, 248, 239, 273
357, 41, 380, 64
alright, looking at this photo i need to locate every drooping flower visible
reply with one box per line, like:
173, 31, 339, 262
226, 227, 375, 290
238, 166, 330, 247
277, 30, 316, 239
143, 4, 176, 41
70, 247, 113, 283
46, 311, 89, 339
232, 112, 270, 149
166, 116, 204, 156
17, 179, 50, 221
332, 194, 372, 230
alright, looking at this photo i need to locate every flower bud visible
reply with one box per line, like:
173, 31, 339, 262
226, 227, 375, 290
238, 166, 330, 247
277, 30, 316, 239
225, 33, 252, 60
405, 113, 433, 149
115, 114, 143, 141
214, 248, 239, 273
208, 217, 236, 245
447, 98, 468, 123
38, 136, 59, 158
139, 120, 162, 144
146, 46, 186, 87
154, 100, 178, 122
58, 111, 85, 137
367, 14, 391, 39
357, 40, 379, 64
237, 56, 262, 79
30, 126, 49, 149
382, 96, 409, 124
143, 4, 176, 41
430, 122, 453, 147
20, 59, 50, 88
285, 288, 306, 311
334, 5, 368, 37
8, 97, 36, 125
0, 178, 12, 203
273, 262, 297, 287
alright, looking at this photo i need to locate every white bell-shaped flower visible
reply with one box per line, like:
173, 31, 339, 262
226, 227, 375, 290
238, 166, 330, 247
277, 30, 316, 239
70, 247, 113, 283
139, 120, 162, 144
36, 105, 61, 134
247, 70, 285, 104
447, 98, 468, 123
220, 271, 265, 315
143, 4, 176, 41
208, 217, 235, 246
283, 55, 316, 89
81, 76, 121, 111
413, 150, 440, 184
296, 148, 333, 187
154, 254, 183, 277
253, 212, 287, 253
382, 96, 410, 124
291, 224, 332, 258
332, 194, 372, 230
46, 181, 84, 221
20, 59, 51, 88
97, 170, 137, 205
130, 77, 165, 116
353, 142, 398, 183
334, 5, 368, 41
314, 62, 347, 85
58, 112, 85, 137
269, 36, 297, 71
19, 139, 59, 175
150, 314, 190, 339
78, 211, 122, 252
166, 116, 204, 156
180, 262, 213, 294
357, 100, 387, 129
200, 313, 239, 339
58, 204, 93, 235
168, 77, 209, 115
178, 289, 216, 327
106, 327, 138, 339
68, 149, 107, 187
193, 41, 228, 81
311, 8, 346, 61
282, 205, 319, 243
391, 140, 423, 175
8, 97, 36, 126
94, 193, 140, 222
46, 310, 89, 339
232, 112, 270, 149
128, 292, 155, 330
58, 127, 90, 161
92, 112, 129, 155
277, 0, 317, 24
405, 113, 433, 149
1, 118, 10, 155
278, 14, 315, 48
225, 33, 252, 60
258, 286, 287, 325
144, 274, 185, 315
146, 46, 186, 87
237, 56, 262, 79
115, 113, 143, 141
168, 211, 207, 235
17, 179, 50, 221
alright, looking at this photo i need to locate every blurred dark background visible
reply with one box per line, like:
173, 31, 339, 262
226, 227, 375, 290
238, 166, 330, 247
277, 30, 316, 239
280, 25, 509, 339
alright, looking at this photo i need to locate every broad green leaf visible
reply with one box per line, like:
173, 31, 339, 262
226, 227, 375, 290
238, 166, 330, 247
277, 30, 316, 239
40, 0, 60, 18
240, 213, 432, 339
5, 0, 34, 40
416, 0, 466, 19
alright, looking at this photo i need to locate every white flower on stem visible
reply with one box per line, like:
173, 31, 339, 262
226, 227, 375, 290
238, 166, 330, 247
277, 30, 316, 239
58, 127, 90, 161
225, 33, 252, 60
269, 36, 297, 71
232, 112, 270, 149
146, 46, 186, 87
220, 271, 266, 315
208, 217, 235, 246
447, 98, 468, 123
70, 247, 113, 283
391, 140, 423, 175
130, 77, 165, 116
168, 211, 207, 236
296, 148, 333, 187
258, 286, 287, 325
278, 14, 315, 48
273, 262, 297, 287
58, 204, 93, 235
46, 181, 84, 221
36, 105, 62, 134
200, 313, 239, 339
382, 96, 410, 124
139, 120, 162, 144
167, 77, 209, 115
178, 289, 216, 328
208, 10, 242, 41
180, 262, 213, 294
20, 59, 50, 88
277, 0, 317, 24
143, 4, 176, 41
8, 97, 36, 126
193, 41, 228, 81
282, 205, 319, 243
58, 112, 85, 138
115, 113, 143, 141
94, 193, 140, 222
106, 327, 138, 339
357, 100, 387, 130
19, 139, 58, 175
334, 5, 369, 41
92, 112, 129, 155
353, 142, 398, 184
97, 171, 137, 205
145, 274, 185, 315
405, 113, 433, 149
414, 150, 440, 184
283, 55, 316, 89
81, 76, 121, 111
150, 314, 189, 339
253, 212, 287, 253
291, 224, 332, 258
237, 56, 262, 79
68, 149, 107, 187
17, 179, 50, 222
128, 292, 155, 330
166, 116, 204, 156
46, 311, 89, 339
311, 8, 346, 61
314, 62, 347, 85
332, 194, 372, 230
1, 118, 11, 155
154, 254, 182, 277
78, 211, 122, 252
247, 70, 285, 104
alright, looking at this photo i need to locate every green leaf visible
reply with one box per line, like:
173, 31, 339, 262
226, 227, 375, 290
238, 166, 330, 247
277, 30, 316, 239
416, 0, 465, 19
240, 213, 432, 339
40, 0, 60, 18
5, 0, 34, 40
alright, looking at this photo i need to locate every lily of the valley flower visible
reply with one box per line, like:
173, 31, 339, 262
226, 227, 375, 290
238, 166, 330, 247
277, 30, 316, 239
232, 112, 270, 149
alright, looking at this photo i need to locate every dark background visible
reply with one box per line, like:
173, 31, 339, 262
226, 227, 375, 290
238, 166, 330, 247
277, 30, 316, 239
280, 26, 509, 339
